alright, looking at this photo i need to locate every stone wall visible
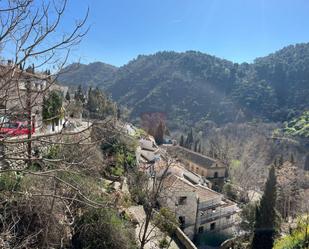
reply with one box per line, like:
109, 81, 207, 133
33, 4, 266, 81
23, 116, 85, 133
174, 228, 198, 249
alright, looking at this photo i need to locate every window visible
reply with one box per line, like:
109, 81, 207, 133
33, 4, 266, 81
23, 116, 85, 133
198, 226, 204, 233
210, 222, 216, 230
8, 123, 19, 129
178, 196, 187, 205
214, 172, 218, 178
20, 123, 28, 129
179, 216, 186, 228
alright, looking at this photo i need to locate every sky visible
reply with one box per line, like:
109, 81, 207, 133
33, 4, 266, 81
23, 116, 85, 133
63, 0, 309, 67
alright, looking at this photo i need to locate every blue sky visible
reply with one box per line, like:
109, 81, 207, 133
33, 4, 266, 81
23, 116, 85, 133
64, 0, 309, 66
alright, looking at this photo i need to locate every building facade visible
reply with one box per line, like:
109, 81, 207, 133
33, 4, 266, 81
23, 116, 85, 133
160, 174, 239, 240
0, 62, 67, 135
165, 145, 227, 190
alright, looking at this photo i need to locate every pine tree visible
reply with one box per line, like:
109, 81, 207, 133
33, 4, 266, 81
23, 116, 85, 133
251, 165, 278, 249
179, 135, 184, 147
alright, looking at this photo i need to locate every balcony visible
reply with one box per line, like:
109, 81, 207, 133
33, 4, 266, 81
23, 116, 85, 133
198, 210, 237, 224
198, 198, 222, 210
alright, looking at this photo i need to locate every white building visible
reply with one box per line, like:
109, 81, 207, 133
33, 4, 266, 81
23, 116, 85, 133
160, 174, 239, 240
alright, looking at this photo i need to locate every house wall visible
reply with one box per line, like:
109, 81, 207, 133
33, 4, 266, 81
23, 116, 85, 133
185, 161, 226, 179
165, 146, 226, 181
159, 189, 198, 239
196, 202, 238, 235
45, 117, 65, 133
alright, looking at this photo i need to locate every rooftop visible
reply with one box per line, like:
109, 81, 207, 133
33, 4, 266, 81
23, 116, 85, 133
166, 145, 225, 170
163, 174, 222, 203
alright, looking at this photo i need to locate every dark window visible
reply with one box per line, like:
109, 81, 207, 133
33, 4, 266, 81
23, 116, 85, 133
214, 172, 218, 178
178, 196, 187, 205
8, 123, 19, 129
210, 222, 216, 230
179, 216, 186, 229
198, 226, 204, 233
20, 123, 28, 129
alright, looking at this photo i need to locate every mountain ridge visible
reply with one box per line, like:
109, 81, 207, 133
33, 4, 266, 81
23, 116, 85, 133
58, 43, 309, 129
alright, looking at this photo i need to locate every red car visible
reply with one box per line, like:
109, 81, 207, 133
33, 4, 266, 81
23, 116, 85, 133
0, 120, 35, 137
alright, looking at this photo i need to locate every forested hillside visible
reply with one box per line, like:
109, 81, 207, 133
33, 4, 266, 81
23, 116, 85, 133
58, 62, 118, 89
59, 43, 309, 129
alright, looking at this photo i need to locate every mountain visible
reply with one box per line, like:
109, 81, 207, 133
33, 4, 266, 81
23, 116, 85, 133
108, 51, 239, 128
58, 62, 118, 89
59, 44, 309, 129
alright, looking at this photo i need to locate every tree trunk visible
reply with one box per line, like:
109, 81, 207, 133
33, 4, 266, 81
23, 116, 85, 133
26, 79, 32, 168
140, 208, 152, 249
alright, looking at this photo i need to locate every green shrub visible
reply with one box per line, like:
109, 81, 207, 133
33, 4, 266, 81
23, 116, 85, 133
159, 237, 169, 248
0, 172, 21, 191
72, 208, 137, 249
274, 216, 309, 249
153, 208, 178, 236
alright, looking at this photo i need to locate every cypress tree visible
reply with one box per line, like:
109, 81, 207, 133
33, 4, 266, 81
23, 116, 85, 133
65, 90, 70, 102
75, 85, 85, 103
155, 121, 164, 145
185, 128, 194, 149
194, 140, 198, 152
278, 154, 283, 166
184, 135, 189, 148
198, 143, 202, 153
290, 153, 295, 164
86, 86, 94, 111
251, 165, 278, 249
179, 135, 184, 146
117, 108, 121, 120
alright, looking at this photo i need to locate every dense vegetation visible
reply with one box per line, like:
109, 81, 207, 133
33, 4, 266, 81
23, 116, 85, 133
284, 111, 309, 138
59, 62, 117, 90
42, 90, 63, 120
273, 216, 309, 249
85, 86, 117, 119
59, 43, 309, 129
